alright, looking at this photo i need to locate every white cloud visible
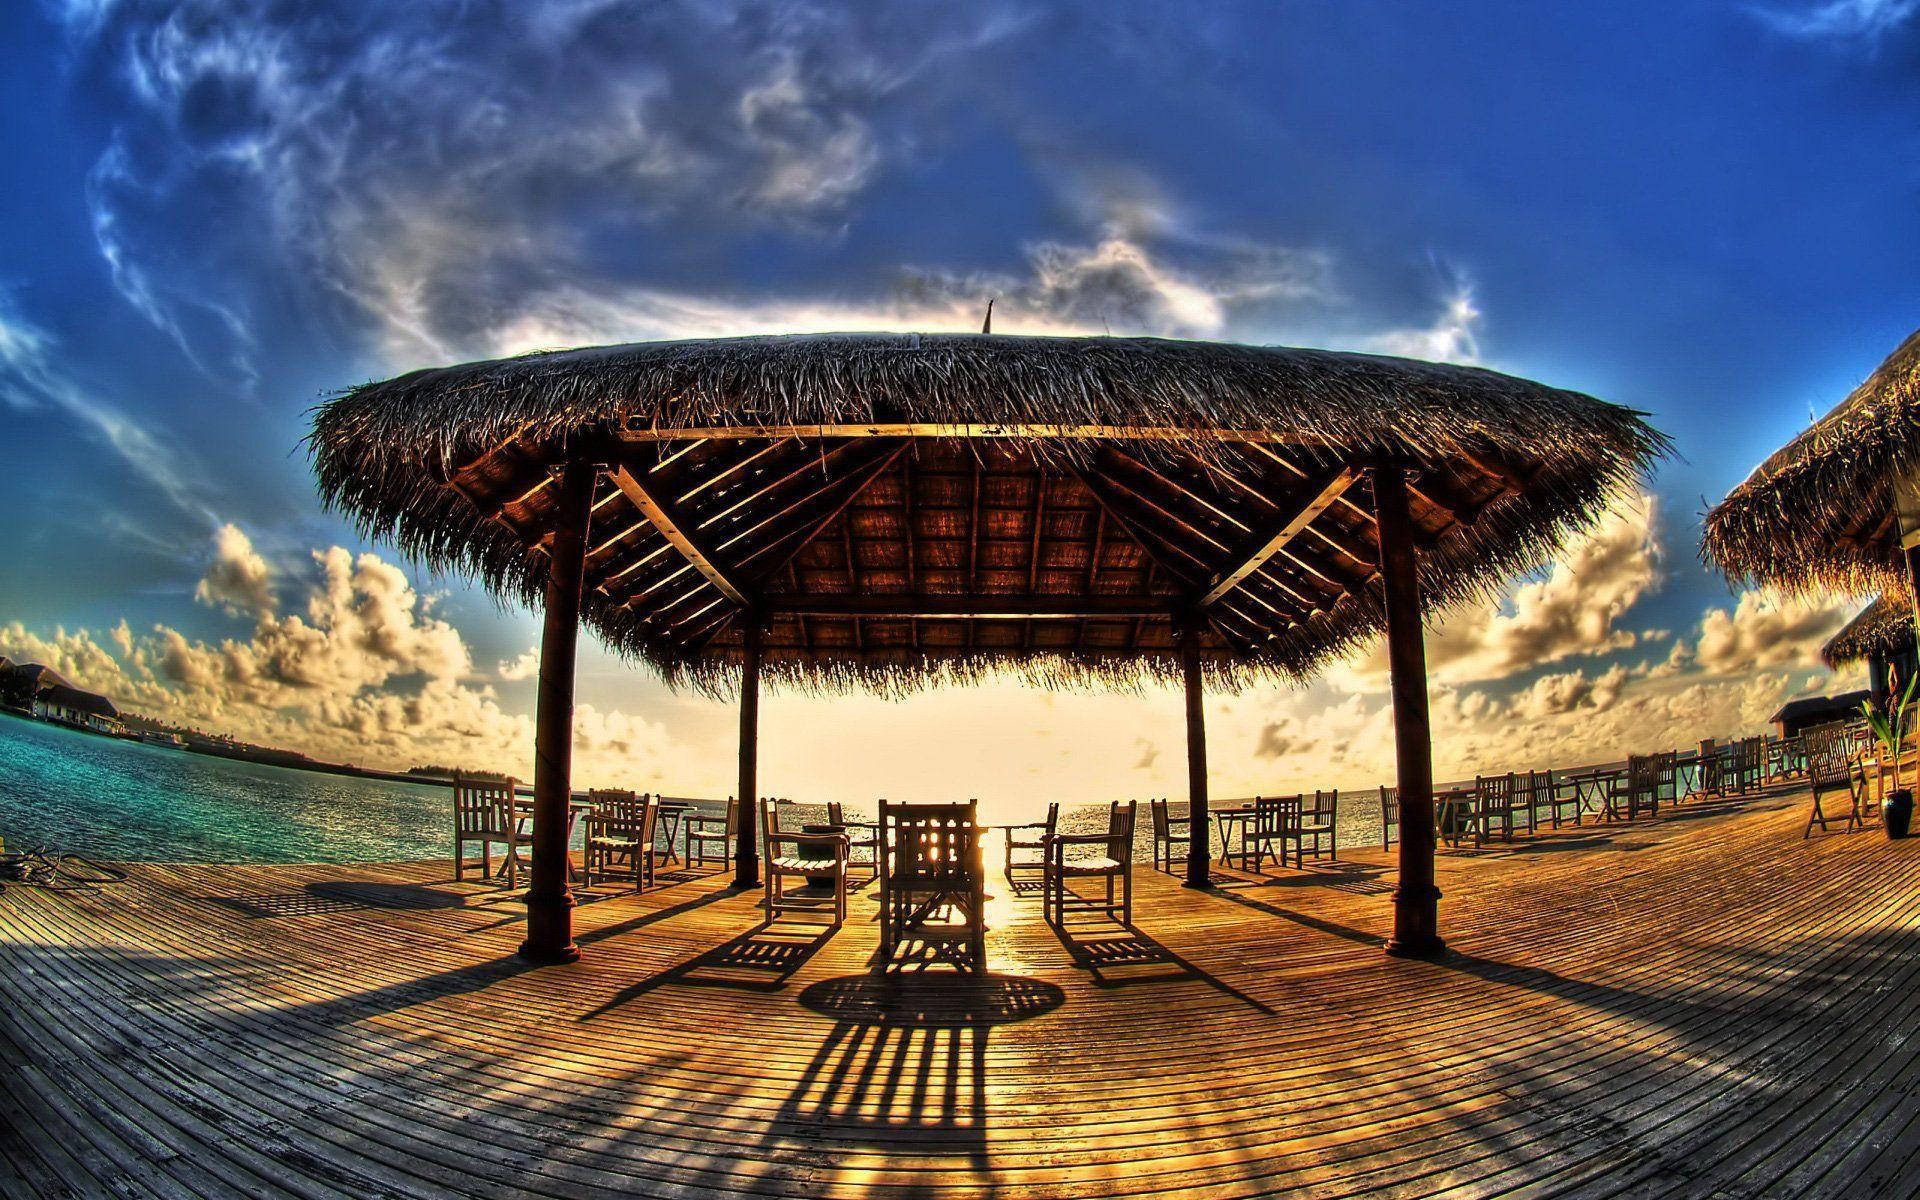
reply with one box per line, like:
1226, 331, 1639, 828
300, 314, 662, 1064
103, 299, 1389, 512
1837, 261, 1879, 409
0, 294, 217, 529
1750, 0, 1918, 42
1339, 494, 1664, 690
498, 649, 541, 681
1361, 277, 1481, 364
1690, 589, 1857, 677
194, 523, 275, 618
0, 525, 685, 785
66, 1, 1031, 375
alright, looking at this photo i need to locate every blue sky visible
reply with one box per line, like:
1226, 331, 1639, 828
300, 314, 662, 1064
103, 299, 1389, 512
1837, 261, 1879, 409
2, 1, 1916, 806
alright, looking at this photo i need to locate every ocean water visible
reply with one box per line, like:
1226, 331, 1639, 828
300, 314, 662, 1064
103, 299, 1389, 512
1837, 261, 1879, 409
0, 713, 1390, 864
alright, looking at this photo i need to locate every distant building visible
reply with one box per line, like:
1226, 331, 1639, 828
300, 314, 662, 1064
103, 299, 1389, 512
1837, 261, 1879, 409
1769, 690, 1871, 740
0, 660, 123, 734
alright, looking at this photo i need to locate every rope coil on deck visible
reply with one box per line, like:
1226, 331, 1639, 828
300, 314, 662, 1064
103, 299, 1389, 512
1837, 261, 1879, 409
0, 847, 126, 894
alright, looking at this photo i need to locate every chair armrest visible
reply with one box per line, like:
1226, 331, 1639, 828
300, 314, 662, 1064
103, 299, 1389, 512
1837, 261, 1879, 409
767, 832, 848, 860
1045, 833, 1118, 846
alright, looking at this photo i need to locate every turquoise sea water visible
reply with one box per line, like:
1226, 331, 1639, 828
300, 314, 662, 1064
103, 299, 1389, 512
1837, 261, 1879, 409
0, 712, 1390, 863
0, 714, 458, 863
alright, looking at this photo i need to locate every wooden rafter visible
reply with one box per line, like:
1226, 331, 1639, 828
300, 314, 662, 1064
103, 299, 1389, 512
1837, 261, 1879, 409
617, 422, 1319, 444
738, 442, 910, 580
609, 467, 751, 608
764, 595, 1170, 619
1197, 469, 1359, 608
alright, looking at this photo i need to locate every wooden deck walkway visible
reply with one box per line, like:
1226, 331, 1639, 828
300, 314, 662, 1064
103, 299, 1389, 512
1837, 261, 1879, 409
3, 784, 1918, 1199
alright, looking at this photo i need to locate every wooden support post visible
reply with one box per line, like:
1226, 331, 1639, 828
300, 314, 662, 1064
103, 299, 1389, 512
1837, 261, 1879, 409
1181, 621, 1212, 888
1374, 461, 1445, 960
1906, 544, 1920, 634
735, 620, 762, 889
519, 461, 595, 965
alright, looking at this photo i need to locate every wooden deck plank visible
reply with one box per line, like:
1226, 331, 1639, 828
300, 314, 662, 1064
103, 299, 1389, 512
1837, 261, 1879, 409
1, 785, 1915, 1198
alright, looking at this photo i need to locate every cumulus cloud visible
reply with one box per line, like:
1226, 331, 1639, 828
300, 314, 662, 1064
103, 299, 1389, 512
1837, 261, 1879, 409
1514, 664, 1630, 719
497, 649, 541, 682
1340, 494, 1664, 690
1689, 589, 1856, 677
194, 523, 274, 617
0, 525, 679, 784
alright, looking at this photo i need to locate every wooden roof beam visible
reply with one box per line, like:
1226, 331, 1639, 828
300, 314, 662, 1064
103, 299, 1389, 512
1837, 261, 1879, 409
617, 422, 1320, 444
765, 595, 1171, 619
1198, 469, 1360, 608
609, 467, 751, 608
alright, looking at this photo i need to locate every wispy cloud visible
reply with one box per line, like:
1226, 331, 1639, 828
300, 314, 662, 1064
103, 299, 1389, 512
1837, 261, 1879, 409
0, 293, 219, 530
1749, 0, 1919, 42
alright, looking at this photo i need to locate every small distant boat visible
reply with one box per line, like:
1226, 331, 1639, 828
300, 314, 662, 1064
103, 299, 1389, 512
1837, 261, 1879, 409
139, 731, 185, 749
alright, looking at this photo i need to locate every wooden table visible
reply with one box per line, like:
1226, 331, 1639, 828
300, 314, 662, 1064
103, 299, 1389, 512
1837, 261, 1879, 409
1434, 787, 1477, 846
1212, 805, 1255, 862
1556, 766, 1624, 819
501, 797, 596, 884
653, 801, 695, 865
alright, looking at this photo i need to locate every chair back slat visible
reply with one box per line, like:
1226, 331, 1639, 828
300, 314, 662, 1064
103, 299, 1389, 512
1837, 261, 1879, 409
1803, 721, 1857, 785
1252, 795, 1298, 838
1106, 801, 1137, 860
454, 776, 515, 837
590, 789, 655, 844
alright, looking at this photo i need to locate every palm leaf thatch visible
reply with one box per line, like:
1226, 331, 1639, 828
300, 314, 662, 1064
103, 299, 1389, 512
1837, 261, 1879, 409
1821, 593, 1915, 669
310, 333, 1666, 696
1704, 328, 1920, 598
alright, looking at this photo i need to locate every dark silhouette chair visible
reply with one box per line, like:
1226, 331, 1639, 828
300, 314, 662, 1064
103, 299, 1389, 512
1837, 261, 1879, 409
877, 800, 986, 971
1002, 803, 1059, 886
1044, 801, 1136, 926
763, 798, 848, 925
1149, 798, 1188, 872
687, 795, 738, 870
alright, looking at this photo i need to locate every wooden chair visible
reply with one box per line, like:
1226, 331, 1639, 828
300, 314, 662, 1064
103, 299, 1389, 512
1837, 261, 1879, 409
687, 796, 738, 870
1044, 801, 1136, 927
1803, 722, 1872, 838
1738, 737, 1767, 795
1379, 786, 1398, 850
763, 798, 848, 925
826, 802, 878, 877
1609, 754, 1662, 821
1475, 773, 1520, 841
1150, 798, 1189, 872
584, 790, 658, 891
1298, 789, 1338, 862
1240, 795, 1301, 871
877, 800, 986, 971
1521, 769, 1566, 830
1002, 803, 1060, 886
452, 775, 516, 882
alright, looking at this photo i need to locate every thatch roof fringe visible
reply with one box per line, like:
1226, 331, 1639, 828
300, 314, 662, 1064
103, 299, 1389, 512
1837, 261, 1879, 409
310, 334, 1667, 697
1821, 594, 1916, 669
1703, 328, 1920, 597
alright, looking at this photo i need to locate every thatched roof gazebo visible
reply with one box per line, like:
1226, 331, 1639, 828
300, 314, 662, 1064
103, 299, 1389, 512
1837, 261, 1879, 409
1822, 594, 1912, 670
313, 333, 1665, 964
1704, 328, 1920, 602
1823, 594, 1917, 709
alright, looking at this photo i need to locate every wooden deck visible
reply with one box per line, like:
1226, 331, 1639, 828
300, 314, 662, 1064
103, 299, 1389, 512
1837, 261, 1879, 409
4, 784, 1918, 1199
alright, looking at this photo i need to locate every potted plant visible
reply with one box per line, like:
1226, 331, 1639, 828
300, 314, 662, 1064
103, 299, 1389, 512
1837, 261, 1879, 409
1862, 674, 1917, 839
